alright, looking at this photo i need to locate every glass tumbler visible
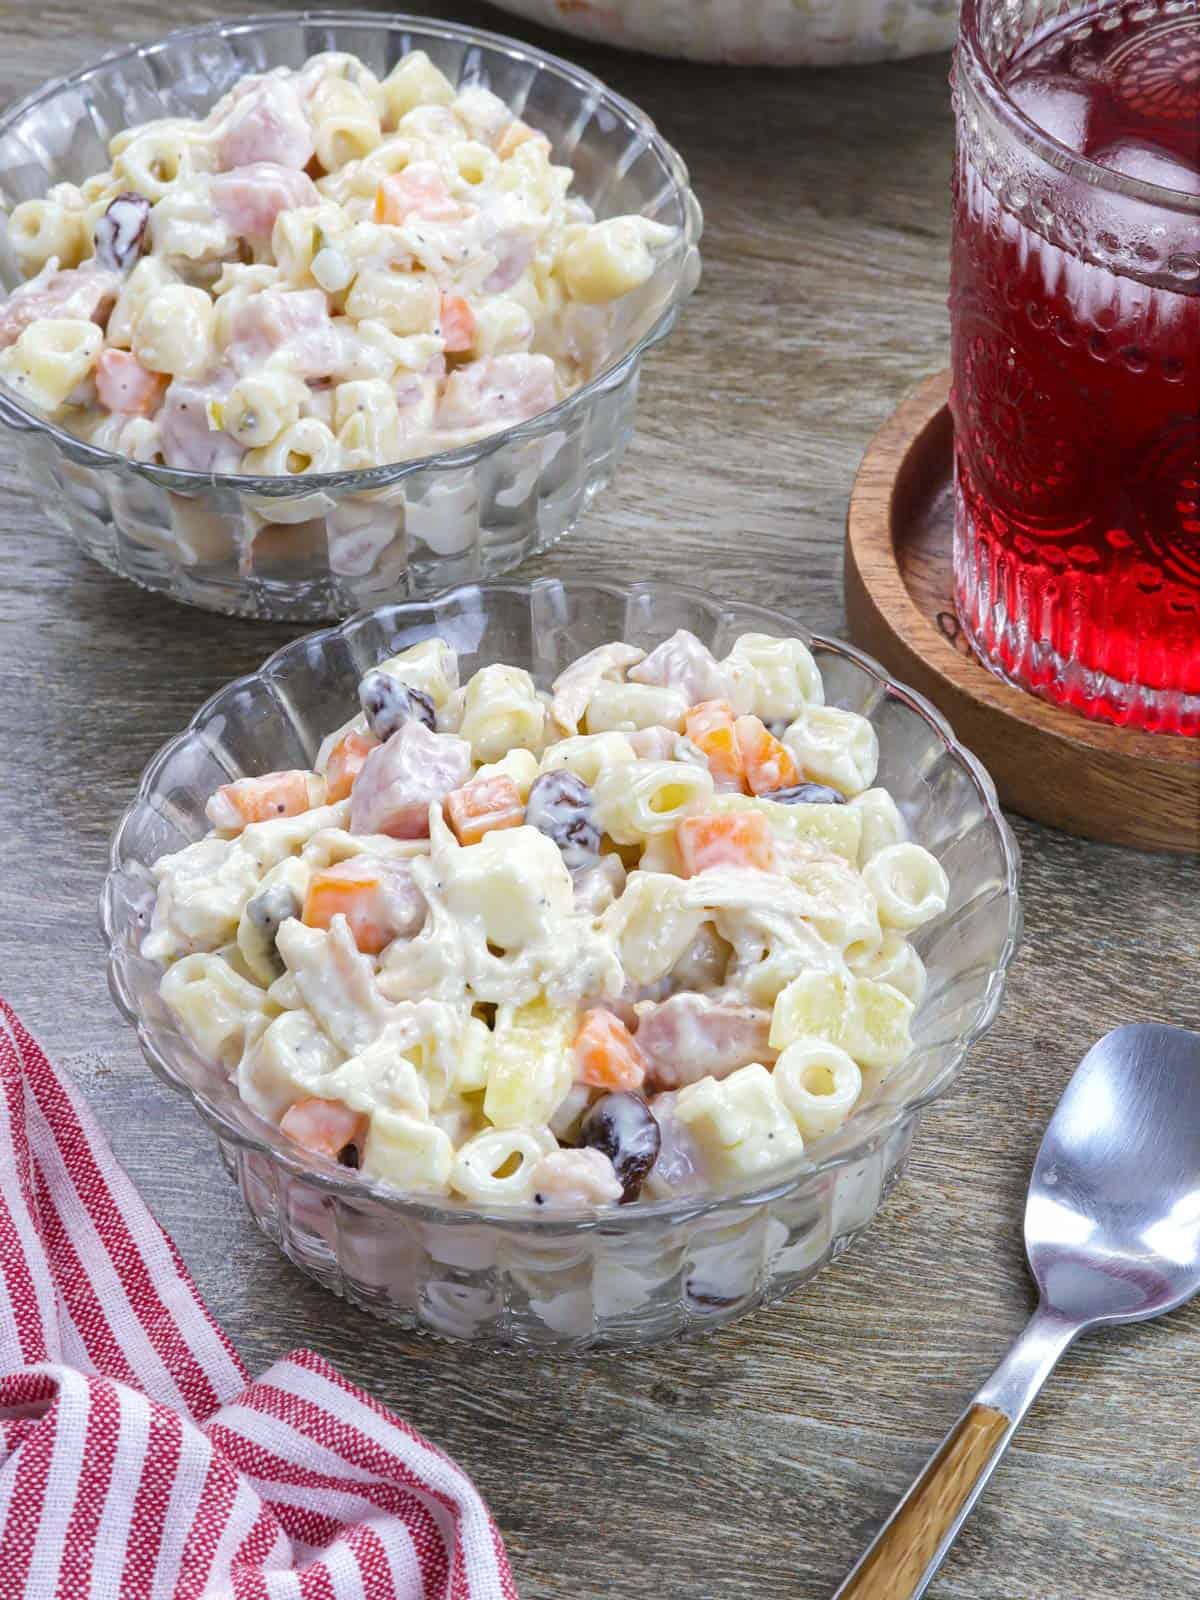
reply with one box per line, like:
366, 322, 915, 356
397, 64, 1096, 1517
950, 0, 1200, 735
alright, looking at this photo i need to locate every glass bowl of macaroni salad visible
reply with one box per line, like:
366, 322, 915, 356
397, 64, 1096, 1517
0, 15, 700, 620
104, 580, 1021, 1348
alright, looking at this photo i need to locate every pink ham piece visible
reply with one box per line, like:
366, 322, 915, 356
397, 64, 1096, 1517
214, 76, 314, 172
94, 348, 164, 416
629, 628, 733, 705
349, 720, 472, 839
211, 164, 320, 243
635, 992, 776, 1092
436, 352, 557, 432
0, 262, 120, 351
226, 287, 341, 380
157, 376, 243, 473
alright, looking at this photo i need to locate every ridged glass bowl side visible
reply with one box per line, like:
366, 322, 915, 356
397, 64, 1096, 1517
0, 13, 702, 620
103, 580, 1022, 1349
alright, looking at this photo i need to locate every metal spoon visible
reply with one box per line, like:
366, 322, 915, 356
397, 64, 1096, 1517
834, 1022, 1200, 1600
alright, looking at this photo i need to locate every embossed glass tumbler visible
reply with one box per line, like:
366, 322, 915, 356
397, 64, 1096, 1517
950, 0, 1200, 735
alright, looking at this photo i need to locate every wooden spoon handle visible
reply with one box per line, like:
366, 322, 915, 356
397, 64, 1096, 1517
836, 1404, 1010, 1600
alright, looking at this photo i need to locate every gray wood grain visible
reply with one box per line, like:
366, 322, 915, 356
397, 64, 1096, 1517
0, 3, 1197, 1596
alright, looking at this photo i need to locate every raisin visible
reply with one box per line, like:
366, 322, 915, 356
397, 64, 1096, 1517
525, 770, 600, 869
244, 882, 301, 974
94, 193, 150, 272
358, 670, 436, 742
766, 781, 846, 805
580, 1092, 661, 1204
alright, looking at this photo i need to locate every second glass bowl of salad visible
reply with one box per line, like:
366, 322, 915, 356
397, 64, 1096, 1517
103, 579, 1021, 1350
0, 12, 701, 619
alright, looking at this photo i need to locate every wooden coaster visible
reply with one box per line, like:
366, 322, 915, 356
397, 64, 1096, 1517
844, 372, 1199, 854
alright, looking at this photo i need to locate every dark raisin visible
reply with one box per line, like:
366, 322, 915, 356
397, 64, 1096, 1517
581, 1092, 661, 1204
525, 770, 600, 869
244, 882, 301, 973
337, 1143, 360, 1168
93, 192, 150, 272
358, 670, 436, 741
766, 781, 847, 806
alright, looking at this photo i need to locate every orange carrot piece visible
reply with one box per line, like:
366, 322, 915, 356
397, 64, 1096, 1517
439, 292, 476, 354
685, 699, 746, 791
734, 715, 799, 796
303, 860, 395, 954
325, 729, 379, 802
495, 120, 551, 160
374, 167, 459, 225
443, 776, 524, 845
207, 770, 314, 832
574, 1008, 647, 1092
677, 811, 775, 876
280, 1096, 366, 1161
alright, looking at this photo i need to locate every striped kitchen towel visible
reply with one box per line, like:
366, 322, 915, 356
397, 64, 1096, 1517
0, 1000, 518, 1600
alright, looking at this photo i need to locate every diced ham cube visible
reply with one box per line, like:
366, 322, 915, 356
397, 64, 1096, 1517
95, 348, 165, 416
157, 376, 243, 473
227, 288, 342, 380
215, 76, 314, 172
211, 163, 320, 243
636, 994, 776, 1092
481, 233, 534, 294
0, 262, 120, 351
436, 353, 557, 432
349, 720, 472, 839
630, 629, 733, 705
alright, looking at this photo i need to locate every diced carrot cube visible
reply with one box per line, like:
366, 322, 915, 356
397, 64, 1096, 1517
574, 1008, 647, 1092
303, 860, 393, 954
495, 120, 551, 160
444, 776, 524, 845
206, 770, 316, 832
677, 811, 775, 876
325, 729, 379, 802
374, 165, 460, 225
685, 699, 746, 791
439, 292, 476, 354
280, 1096, 367, 1162
95, 348, 167, 416
734, 715, 799, 795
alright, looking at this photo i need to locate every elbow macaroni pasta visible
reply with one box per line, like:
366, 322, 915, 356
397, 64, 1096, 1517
143, 628, 948, 1207
0, 47, 677, 469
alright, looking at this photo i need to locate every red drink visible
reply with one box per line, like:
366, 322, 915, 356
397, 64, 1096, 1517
951, 0, 1200, 734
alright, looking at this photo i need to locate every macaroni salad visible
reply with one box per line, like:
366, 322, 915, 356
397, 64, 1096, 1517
0, 50, 676, 474
144, 628, 950, 1209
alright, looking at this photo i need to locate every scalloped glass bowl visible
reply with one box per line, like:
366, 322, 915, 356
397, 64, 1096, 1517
0, 13, 701, 621
103, 581, 1021, 1349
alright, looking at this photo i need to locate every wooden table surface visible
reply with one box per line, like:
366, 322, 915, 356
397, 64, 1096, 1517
1, 3, 1197, 1596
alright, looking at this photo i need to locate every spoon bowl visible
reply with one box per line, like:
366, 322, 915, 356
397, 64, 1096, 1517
1028, 1023, 1200, 1327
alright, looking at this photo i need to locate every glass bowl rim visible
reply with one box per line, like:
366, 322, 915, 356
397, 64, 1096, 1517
102, 576, 1023, 1233
0, 8, 703, 489
956, 0, 1200, 217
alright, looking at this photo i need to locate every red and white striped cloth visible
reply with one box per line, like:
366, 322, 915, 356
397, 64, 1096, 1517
0, 1001, 519, 1600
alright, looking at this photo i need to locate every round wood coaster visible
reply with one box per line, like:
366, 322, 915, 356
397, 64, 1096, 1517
844, 372, 1199, 854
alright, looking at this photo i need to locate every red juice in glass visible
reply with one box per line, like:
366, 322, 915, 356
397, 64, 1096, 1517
951, 0, 1200, 734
